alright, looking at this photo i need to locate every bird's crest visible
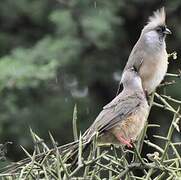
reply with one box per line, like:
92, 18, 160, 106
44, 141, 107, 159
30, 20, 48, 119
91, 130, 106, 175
145, 7, 166, 29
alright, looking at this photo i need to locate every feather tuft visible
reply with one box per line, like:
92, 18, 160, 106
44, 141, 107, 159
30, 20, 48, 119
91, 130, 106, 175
145, 7, 166, 29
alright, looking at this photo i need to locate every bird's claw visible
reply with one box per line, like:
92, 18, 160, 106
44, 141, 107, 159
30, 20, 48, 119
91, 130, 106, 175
115, 134, 133, 148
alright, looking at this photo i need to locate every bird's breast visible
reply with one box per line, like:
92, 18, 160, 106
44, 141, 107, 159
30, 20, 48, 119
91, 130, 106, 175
110, 101, 149, 142
139, 50, 168, 93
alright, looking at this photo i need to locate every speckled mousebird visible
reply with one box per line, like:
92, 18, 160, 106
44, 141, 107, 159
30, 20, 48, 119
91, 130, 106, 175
80, 67, 149, 148
54, 68, 149, 154
122, 7, 171, 94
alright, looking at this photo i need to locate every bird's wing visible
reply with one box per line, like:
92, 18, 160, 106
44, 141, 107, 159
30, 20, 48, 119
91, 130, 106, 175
90, 94, 141, 134
103, 93, 124, 109
124, 47, 145, 72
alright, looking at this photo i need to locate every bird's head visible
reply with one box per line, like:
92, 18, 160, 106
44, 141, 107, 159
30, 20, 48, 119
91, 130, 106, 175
121, 67, 142, 90
141, 7, 171, 45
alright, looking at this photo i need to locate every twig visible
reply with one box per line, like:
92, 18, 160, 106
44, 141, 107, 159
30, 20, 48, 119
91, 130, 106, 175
132, 143, 145, 165
161, 95, 181, 104
161, 108, 180, 162
72, 104, 78, 141
166, 72, 181, 78
144, 140, 164, 154
137, 92, 155, 154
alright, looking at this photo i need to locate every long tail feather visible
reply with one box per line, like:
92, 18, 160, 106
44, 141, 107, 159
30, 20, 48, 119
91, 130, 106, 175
0, 138, 92, 174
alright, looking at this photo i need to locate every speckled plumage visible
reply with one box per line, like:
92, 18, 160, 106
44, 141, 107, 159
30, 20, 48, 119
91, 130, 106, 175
123, 7, 170, 93
82, 68, 149, 147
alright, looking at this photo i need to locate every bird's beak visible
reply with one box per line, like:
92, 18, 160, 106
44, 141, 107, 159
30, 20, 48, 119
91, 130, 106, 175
164, 27, 172, 35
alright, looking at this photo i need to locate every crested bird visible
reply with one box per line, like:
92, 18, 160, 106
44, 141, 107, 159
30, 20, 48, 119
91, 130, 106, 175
122, 7, 171, 94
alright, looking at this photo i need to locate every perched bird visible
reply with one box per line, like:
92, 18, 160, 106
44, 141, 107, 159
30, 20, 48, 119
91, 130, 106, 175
62, 67, 149, 152
82, 67, 149, 148
51, 68, 149, 160
1, 68, 149, 173
122, 7, 171, 94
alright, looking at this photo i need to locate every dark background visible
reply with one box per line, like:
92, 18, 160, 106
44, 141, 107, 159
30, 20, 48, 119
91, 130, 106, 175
0, 0, 180, 162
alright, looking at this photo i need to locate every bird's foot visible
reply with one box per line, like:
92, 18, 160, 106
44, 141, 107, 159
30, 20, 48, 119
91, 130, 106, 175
115, 134, 133, 148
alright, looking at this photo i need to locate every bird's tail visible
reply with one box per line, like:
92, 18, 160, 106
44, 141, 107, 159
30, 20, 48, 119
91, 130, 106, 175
0, 138, 90, 174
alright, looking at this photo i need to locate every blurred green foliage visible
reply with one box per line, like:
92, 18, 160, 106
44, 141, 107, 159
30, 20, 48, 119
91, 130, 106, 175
0, 0, 180, 161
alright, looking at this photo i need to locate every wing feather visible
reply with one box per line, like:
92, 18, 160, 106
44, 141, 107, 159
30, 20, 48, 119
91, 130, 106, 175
88, 94, 141, 135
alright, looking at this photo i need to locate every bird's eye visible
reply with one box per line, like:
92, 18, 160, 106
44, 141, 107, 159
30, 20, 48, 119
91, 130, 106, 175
133, 66, 138, 72
156, 26, 165, 33
156, 27, 162, 32
130, 66, 138, 73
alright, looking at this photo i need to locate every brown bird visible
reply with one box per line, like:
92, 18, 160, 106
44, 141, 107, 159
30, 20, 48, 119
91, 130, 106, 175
59, 67, 149, 153
122, 7, 171, 94
81, 67, 149, 148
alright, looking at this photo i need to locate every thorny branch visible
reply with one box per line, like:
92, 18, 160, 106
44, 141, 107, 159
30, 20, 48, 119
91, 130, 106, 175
0, 72, 181, 179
